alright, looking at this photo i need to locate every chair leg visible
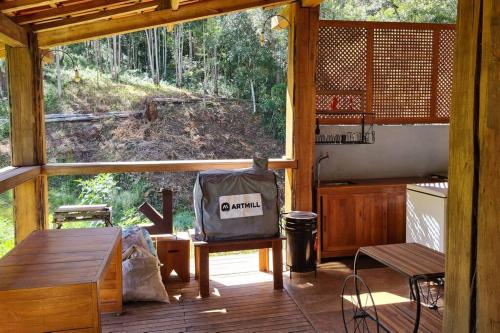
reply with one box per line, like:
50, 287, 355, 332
272, 240, 283, 290
199, 247, 210, 298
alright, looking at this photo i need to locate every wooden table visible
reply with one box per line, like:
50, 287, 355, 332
0, 227, 122, 332
193, 236, 285, 298
355, 243, 445, 333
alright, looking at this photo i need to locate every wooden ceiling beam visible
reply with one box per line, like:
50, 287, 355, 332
13, 0, 138, 25
37, 0, 293, 48
300, 0, 323, 7
0, 0, 72, 14
0, 13, 28, 47
32, 1, 161, 33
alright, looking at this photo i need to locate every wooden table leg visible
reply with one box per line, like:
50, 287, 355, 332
194, 246, 200, 280
259, 248, 269, 272
272, 239, 283, 290
199, 246, 210, 298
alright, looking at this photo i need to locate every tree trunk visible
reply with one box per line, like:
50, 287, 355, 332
213, 44, 219, 96
154, 28, 160, 84
55, 47, 62, 97
250, 80, 256, 114
189, 29, 194, 63
175, 24, 184, 87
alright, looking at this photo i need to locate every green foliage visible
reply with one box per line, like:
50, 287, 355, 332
320, 0, 457, 23
76, 173, 118, 204
173, 208, 195, 232
259, 83, 287, 140
0, 191, 13, 258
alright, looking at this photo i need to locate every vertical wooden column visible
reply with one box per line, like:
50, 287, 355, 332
284, 3, 319, 212
445, 0, 500, 331
6, 33, 48, 242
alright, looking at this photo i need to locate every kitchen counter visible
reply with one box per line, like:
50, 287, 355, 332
318, 176, 445, 188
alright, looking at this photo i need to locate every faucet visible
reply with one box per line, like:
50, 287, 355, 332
316, 152, 330, 187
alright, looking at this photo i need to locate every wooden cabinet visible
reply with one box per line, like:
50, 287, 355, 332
317, 183, 407, 261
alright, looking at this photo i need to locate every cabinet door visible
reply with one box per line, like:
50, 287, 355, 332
359, 193, 387, 246
321, 194, 361, 255
386, 191, 406, 244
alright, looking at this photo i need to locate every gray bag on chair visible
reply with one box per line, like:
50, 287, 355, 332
193, 158, 279, 241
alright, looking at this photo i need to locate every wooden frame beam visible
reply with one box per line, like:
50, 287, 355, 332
37, 0, 293, 48
0, 166, 41, 194
0, 13, 28, 47
0, 0, 72, 13
284, 3, 319, 211
6, 34, 48, 242
301, 0, 324, 7
43, 158, 298, 176
32, 1, 161, 33
13, 0, 140, 25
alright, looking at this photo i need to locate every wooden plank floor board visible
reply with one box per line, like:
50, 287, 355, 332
102, 254, 314, 333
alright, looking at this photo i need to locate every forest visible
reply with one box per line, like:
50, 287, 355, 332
0, 0, 456, 256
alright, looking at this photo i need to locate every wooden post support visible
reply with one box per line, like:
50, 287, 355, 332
445, 0, 500, 332
285, 4, 319, 212
6, 33, 48, 242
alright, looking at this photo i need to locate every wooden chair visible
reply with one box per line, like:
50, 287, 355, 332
193, 236, 285, 297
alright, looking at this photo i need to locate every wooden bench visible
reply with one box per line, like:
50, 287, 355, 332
53, 204, 113, 229
0, 228, 122, 332
193, 236, 285, 297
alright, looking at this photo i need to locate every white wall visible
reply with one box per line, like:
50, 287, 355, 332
315, 125, 449, 181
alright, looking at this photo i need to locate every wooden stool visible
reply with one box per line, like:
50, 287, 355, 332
152, 234, 190, 282
193, 236, 285, 298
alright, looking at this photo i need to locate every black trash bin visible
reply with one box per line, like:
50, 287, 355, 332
283, 211, 317, 277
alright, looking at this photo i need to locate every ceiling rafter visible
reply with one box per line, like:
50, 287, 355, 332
37, 0, 294, 48
13, 0, 139, 25
32, 1, 161, 32
0, 0, 73, 13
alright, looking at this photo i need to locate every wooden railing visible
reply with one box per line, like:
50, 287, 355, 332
0, 159, 297, 194
0, 166, 41, 193
43, 159, 297, 176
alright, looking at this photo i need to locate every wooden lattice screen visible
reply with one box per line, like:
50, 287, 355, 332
316, 21, 455, 124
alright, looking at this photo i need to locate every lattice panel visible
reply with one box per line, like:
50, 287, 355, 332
317, 26, 367, 92
436, 29, 455, 118
372, 28, 434, 119
316, 21, 455, 124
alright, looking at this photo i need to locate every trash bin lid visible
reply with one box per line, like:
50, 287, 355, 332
282, 211, 317, 220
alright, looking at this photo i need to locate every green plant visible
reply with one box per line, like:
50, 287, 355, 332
116, 208, 148, 228
173, 208, 195, 232
76, 173, 119, 204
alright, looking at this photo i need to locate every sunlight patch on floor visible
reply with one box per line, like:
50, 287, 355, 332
210, 271, 274, 286
342, 292, 410, 306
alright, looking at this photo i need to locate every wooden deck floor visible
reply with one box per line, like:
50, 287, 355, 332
102, 254, 315, 333
102, 252, 434, 332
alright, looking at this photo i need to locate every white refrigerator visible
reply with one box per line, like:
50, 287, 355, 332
406, 182, 448, 253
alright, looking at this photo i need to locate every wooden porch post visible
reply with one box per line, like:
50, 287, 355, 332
6, 33, 48, 242
285, 3, 319, 212
445, 0, 499, 331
